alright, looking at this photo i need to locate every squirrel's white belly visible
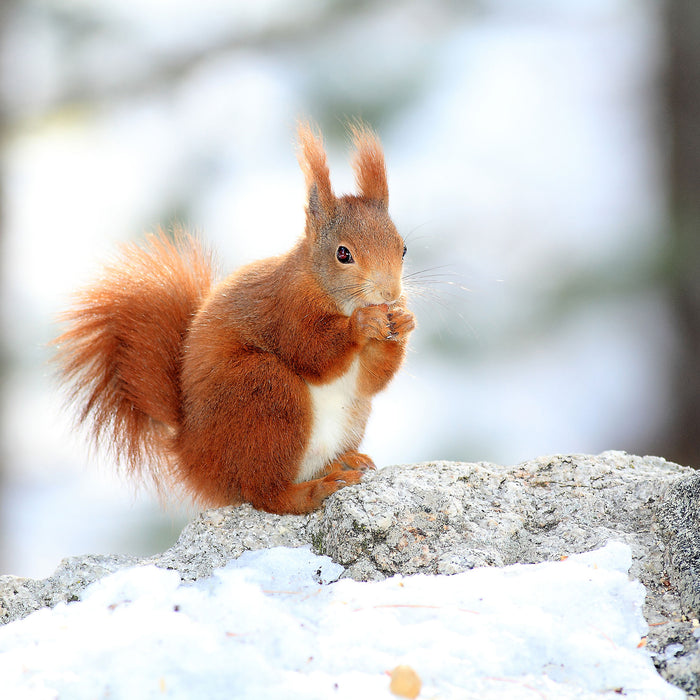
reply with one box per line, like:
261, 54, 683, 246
297, 358, 368, 483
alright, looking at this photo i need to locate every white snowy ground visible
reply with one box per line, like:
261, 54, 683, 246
0, 542, 682, 700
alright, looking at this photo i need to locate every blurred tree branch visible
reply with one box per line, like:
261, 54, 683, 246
3, 0, 463, 127
0, 0, 20, 572
660, 0, 700, 466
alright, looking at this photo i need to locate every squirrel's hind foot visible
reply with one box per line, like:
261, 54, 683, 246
326, 450, 376, 472
247, 465, 365, 515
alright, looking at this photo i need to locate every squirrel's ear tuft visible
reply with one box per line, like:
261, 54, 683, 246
297, 121, 335, 224
350, 122, 388, 207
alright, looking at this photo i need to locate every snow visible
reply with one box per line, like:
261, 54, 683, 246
0, 542, 681, 699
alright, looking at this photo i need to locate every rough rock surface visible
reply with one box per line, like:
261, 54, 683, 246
2, 452, 700, 696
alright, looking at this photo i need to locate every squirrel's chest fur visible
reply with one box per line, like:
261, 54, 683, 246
296, 357, 369, 482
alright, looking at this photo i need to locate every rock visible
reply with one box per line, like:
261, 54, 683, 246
657, 471, 700, 616
0, 554, 136, 625
653, 470, 700, 697
646, 618, 700, 697
1, 451, 699, 696
311, 453, 682, 584
151, 507, 310, 580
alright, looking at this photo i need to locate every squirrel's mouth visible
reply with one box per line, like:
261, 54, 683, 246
364, 293, 400, 308
338, 292, 400, 317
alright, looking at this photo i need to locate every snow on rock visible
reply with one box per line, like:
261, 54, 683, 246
0, 542, 683, 699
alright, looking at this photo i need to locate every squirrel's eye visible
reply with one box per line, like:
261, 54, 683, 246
336, 246, 354, 264
402, 244, 407, 260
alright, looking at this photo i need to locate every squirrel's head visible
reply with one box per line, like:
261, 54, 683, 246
297, 122, 406, 316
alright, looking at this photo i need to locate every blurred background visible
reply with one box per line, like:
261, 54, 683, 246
1, 0, 698, 578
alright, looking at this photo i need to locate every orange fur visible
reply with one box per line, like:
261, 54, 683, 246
53, 231, 213, 488
350, 123, 389, 204
53, 122, 415, 514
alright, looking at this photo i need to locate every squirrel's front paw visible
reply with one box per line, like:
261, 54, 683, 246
352, 304, 393, 341
387, 307, 415, 341
352, 304, 415, 342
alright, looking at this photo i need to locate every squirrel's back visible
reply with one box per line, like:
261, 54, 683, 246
53, 230, 214, 483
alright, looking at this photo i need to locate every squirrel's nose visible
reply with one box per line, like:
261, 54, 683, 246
373, 272, 401, 304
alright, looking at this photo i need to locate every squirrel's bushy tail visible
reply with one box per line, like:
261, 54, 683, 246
53, 230, 214, 485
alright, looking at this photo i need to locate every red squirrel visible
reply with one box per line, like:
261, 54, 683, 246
53, 122, 415, 514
